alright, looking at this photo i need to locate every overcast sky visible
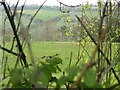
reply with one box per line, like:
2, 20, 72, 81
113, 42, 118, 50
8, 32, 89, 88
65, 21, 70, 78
2, 0, 119, 6
5, 0, 99, 6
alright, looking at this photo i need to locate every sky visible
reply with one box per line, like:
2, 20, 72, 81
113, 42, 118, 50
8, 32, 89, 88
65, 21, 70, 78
4, 0, 99, 6
1, 0, 119, 6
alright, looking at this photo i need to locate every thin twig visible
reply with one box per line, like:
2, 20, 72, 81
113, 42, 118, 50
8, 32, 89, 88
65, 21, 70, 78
27, 0, 47, 30
69, 52, 73, 67
3, 56, 8, 78
13, 0, 19, 17
75, 15, 120, 83
11, 0, 26, 51
0, 45, 18, 56
1, 1, 28, 67
57, 0, 81, 7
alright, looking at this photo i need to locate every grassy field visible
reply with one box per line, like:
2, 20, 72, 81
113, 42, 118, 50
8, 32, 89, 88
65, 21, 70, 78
4, 41, 120, 70
17, 9, 99, 24
17, 9, 63, 23
4, 41, 95, 69
1, 41, 120, 88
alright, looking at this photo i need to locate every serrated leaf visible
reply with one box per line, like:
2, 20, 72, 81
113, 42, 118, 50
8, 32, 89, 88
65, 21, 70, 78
66, 67, 79, 81
84, 69, 97, 87
46, 57, 62, 65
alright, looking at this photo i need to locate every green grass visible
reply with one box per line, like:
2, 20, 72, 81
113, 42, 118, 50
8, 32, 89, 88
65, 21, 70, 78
1, 41, 120, 88
3, 41, 120, 70
3, 41, 95, 69
17, 9, 99, 24
17, 9, 63, 21
3, 41, 120, 72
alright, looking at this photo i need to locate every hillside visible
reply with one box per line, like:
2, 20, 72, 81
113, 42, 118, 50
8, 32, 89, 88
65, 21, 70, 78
0, 5, 99, 41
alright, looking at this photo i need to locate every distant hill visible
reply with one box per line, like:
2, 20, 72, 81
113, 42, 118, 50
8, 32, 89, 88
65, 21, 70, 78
0, 5, 99, 41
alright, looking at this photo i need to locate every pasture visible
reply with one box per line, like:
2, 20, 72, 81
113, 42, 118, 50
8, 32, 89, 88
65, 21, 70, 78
3, 41, 119, 69
3, 41, 95, 69
2, 41, 120, 88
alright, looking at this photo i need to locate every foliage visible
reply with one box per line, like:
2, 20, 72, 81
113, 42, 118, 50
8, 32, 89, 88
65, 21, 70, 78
7, 56, 100, 88
1, 0, 120, 89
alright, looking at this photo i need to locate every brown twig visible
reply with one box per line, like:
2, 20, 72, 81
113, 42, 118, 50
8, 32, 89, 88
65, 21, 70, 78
75, 15, 120, 85
72, 61, 96, 88
27, 0, 47, 30
12, 0, 20, 18
0, 45, 18, 56
10, 0, 26, 51
57, 0, 81, 7
1, 1, 28, 67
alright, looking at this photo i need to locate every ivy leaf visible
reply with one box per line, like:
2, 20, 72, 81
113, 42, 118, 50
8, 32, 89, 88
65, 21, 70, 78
66, 67, 79, 81
84, 69, 97, 87
46, 57, 62, 65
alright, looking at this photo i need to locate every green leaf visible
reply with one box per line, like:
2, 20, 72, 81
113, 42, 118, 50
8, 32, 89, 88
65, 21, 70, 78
116, 56, 120, 62
66, 67, 79, 81
57, 76, 68, 86
42, 64, 56, 73
10, 69, 23, 85
49, 77, 58, 82
46, 57, 62, 65
40, 71, 52, 86
56, 66, 61, 72
77, 82, 89, 88
23, 68, 39, 84
84, 69, 97, 87
40, 65, 55, 85
118, 62, 120, 73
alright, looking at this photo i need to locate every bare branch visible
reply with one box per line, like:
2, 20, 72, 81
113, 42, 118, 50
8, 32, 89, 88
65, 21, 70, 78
75, 15, 120, 84
59, 2, 70, 13
57, 0, 81, 7
0, 45, 18, 56
13, 0, 20, 17
11, 0, 27, 51
27, 0, 47, 30
1, 1, 28, 67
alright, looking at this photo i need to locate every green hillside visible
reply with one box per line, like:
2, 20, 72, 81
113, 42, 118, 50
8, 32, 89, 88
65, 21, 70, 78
18, 9, 63, 21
